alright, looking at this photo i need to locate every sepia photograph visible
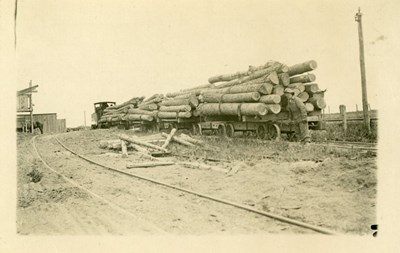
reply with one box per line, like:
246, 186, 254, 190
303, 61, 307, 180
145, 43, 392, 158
2, 0, 400, 252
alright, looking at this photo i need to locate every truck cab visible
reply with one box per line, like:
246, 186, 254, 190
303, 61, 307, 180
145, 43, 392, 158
91, 101, 116, 128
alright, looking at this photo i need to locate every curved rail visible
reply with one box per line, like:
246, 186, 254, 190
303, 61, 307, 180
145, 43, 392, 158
31, 135, 166, 234
54, 136, 337, 235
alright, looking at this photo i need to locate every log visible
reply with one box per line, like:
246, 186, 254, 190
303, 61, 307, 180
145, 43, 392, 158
278, 73, 290, 86
212, 62, 288, 89
203, 82, 273, 95
128, 108, 157, 116
113, 97, 145, 110
201, 92, 260, 103
159, 96, 199, 108
272, 85, 285, 96
199, 103, 267, 116
140, 96, 164, 106
304, 83, 320, 93
179, 133, 204, 145
247, 60, 277, 72
157, 111, 192, 119
161, 132, 195, 147
293, 88, 301, 97
312, 91, 325, 99
167, 88, 213, 97
259, 95, 281, 104
208, 69, 250, 84
131, 143, 151, 154
308, 97, 326, 109
138, 103, 158, 111
127, 114, 154, 122
174, 93, 196, 99
265, 104, 281, 114
287, 83, 305, 92
126, 161, 175, 168
297, 92, 309, 102
162, 128, 177, 149
119, 134, 169, 152
121, 140, 128, 158
159, 105, 192, 112
305, 103, 315, 112
265, 71, 279, 85
289, 73, 316, 83
143, 94, 163, 103
288, 60, 318, 76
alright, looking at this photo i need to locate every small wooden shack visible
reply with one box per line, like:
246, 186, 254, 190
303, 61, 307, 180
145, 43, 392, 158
17, 113, 66, 134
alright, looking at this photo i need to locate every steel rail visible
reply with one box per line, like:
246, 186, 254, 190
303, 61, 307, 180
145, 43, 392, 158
31, 135, 167, 234
54, 136, 337, 235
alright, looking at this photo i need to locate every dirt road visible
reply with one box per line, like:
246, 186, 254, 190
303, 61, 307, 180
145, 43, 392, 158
17, 130, 377, 235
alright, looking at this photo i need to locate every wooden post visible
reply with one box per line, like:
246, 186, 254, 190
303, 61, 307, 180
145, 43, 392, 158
355, 8, 371, 134
121, 140, 128, 158
339, 105, 347, 136
162, 128, 177, 149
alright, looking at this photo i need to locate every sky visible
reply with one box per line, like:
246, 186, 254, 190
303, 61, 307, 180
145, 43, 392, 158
13, 0, 399, 127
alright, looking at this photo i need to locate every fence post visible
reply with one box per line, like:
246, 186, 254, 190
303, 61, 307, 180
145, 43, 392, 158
339, 105, 347, 136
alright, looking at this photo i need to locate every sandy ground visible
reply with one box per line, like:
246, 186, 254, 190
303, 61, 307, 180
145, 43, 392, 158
17, 129, 377, 235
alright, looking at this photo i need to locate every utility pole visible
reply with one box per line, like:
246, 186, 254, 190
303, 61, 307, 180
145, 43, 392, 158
355, 8, 371, 134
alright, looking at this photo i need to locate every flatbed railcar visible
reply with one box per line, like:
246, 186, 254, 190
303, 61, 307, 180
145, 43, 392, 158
193, 110, 324, 140
93, 102, 325, 140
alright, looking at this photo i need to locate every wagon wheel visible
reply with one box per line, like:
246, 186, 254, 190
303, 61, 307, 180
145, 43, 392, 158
217, 124, 227, 137
197, 124, 203, 135
226, 124, 235, 138
192, 124, 198, 135
266, 124, 281, 140
256, 125, 267, 139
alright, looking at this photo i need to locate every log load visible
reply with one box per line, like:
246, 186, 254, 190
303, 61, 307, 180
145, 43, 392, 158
159, 105, 192, 112
308, 97, 326, 109
259, 95, 281, 104
287, 60, 317, 76
289, 73, 316, 83
200, 92, 261, 103
156, 111, 192, 119
199, 103, 268, 116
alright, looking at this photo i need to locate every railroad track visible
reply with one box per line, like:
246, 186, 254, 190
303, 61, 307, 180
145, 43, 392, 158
319, 141, 377, 153
32, 134, 337, 235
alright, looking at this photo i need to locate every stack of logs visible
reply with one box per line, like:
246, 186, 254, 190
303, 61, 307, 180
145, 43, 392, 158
99, 59, 326, 124
198, 60, 326, 117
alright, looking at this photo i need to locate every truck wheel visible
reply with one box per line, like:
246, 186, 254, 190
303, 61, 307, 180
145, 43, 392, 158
226, 124, 234, 138
217, 124, 227, 137
256, 125, 267, 139
266, 124, 281, 140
